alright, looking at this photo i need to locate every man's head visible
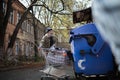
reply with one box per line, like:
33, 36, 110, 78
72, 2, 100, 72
45, 27, 54, 37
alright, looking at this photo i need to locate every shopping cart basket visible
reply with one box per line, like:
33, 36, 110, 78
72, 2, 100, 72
40, 48, 70, 80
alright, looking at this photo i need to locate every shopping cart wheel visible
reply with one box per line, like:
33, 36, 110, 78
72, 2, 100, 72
58, 75, 70, 80
40, 76, 55, 80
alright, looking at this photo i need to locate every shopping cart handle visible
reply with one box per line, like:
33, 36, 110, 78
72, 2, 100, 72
42, 48, 65, 54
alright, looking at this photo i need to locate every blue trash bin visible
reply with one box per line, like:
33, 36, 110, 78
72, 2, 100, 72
69, 23, 114, 76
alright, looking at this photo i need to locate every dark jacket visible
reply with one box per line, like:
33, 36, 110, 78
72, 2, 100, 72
40, 35, 58, 48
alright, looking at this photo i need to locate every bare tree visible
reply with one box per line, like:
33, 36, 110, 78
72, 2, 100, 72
0, 0, 12, 60
24, 0, 92, 43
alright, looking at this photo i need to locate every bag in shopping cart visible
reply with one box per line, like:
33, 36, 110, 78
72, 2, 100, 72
46, 50, 68, 65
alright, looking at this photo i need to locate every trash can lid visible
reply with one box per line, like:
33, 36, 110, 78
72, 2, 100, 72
69, 23, 105, 55
70, 23, 98, 35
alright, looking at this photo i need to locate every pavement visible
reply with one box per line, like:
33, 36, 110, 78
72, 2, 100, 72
1, 62, 119, 80
0, 62, 45, 71
0, 67, 43, 80
0, 62, 76, 80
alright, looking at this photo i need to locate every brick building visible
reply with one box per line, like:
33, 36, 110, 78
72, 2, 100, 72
3, 0, 45, 59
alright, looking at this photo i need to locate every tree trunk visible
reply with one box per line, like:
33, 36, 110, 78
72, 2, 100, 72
31, 6, 39, 61
0, 0, 12, 61
0, 0, 4, 59
3, 0, 12, 60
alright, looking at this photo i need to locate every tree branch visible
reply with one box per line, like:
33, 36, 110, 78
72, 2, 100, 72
33, 4, 72, 15
33, 0, 72, 15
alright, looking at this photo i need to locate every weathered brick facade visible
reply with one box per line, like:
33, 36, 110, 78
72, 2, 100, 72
3, 0, 45, 59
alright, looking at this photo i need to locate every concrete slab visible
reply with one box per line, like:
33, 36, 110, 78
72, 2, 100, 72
40, 66, 66, 77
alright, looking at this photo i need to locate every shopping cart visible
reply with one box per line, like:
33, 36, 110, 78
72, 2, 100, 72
39, 48, 70, 80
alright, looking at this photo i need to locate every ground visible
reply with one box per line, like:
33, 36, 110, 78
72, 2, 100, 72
0, 62, 75, 80
0, 67, 43, 80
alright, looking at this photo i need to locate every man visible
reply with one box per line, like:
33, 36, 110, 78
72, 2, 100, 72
38, 27, 57, 50
38, 27, 57, 66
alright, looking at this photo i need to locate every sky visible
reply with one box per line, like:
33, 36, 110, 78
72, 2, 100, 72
19, 0, 30, 7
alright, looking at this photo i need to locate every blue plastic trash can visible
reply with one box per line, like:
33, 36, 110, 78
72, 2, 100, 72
69, 23, 114, 76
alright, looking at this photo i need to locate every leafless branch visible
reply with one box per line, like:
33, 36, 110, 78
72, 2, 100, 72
32, 0, 72, 15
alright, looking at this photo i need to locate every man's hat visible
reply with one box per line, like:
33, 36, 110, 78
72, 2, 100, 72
45, 27, 52, 33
